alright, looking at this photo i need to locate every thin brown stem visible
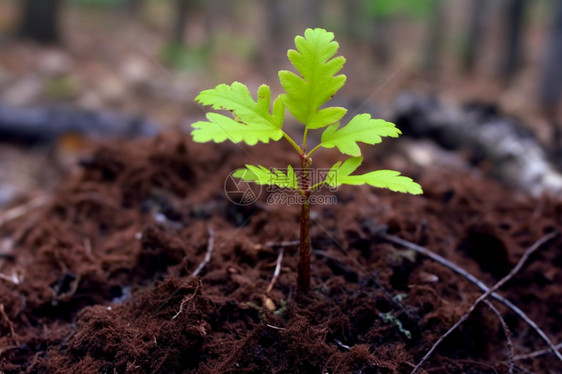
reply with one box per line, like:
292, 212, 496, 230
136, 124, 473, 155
483, 300, 514, 374
297, 156, 312, 294
266, 248, 284, 294
190, 226, 215, 278
513, 343, 562, 361
282, 131, 303, 155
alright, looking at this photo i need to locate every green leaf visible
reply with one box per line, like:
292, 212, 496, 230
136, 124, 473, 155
192, 113, 283, 145
325, 156, 363, 187
321, 114, 401, 156
342, 170, 422, 194
192, 82, 284, 145
279, 28, 347, 129
233, 165, 300, 190
326, 157, 422, 194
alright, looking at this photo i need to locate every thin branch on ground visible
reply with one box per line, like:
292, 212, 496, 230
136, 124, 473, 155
190, 226, 215, 278
379, 232, 562, 364
0, 196, 49, 229
511, 365, 537, 374
334, 338, 351, 351
172, 281, 200, 320
266, 240, 299, 248
265, 324, 285, 330
254, 240, 298, 252
265, 248, 284, 294
483, 299, 514, 374
83, 238, 94, 260
513, 343, 562, 361
410, 232, 558, 373
0, 272, 21, 285
0, 303, 16, 338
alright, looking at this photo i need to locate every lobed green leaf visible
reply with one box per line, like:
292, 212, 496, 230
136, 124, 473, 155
191, 113, 283, 145
326, 156, 422, 194
192, 82, 284, 145
325, 156, 362, 187
233, 164, 300, 190
279, 28, 347, 129
321, 114, 401, 156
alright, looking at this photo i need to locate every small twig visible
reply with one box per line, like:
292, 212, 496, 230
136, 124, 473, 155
265, 324, 285, 330
190, 226, 215, 278
512, 365, 537, 374
0, 303, 16, 338
83, 238, 94, 260
483, 300, 514, 374
0, 272, 21, 285
513, 343, 562, 361
266, 240, 299, 248
411, 232, 558, 373
0, 196, 49, 229
172, 282, 200, 320
53, 274, 81, 303
265, 248, 284, 294
380, 232, 562, 364
334, 338, 351, 351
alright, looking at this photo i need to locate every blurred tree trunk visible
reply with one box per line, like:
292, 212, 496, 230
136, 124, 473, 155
303, 0, 322, 27
265, 0, 283, 46
540, 0, 562, 164
264, 0, 288, 54
204, 0, 223, 42
125, 0, 144, 15
261, 0, 286, 69
344, 0, 362, 40
422, 0, 445, 74
462, 0, 486, 72
19, 0, 62, 44
371, 17, 391, 65
172, 0, 190, 44
540, 0, 562, 111
499, 0, 527, 82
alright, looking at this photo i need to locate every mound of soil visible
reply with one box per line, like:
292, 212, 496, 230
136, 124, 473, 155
0, 133, 561, 373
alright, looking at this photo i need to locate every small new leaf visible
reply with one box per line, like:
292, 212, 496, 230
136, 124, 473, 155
279, 28, 347, 129
321, 114, 401, 156
192, 82, 284, 145
233, 165, 300, 190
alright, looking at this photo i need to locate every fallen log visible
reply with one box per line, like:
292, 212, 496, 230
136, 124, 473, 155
0, 104, 159, 145
392, 93, 562, 195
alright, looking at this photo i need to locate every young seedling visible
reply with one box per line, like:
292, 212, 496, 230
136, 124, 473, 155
191, 28, 422, 294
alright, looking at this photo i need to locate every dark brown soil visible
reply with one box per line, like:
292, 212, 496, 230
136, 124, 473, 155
1, 132, 561, 374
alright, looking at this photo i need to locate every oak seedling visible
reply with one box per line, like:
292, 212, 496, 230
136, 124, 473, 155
191, 28, 422, 294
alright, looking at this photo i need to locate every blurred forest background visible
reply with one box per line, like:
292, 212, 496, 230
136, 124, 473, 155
0, 0, 561, 146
